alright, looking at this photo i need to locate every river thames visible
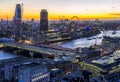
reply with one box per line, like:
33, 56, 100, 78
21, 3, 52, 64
60, 30, 120, 49
0, 30, 120, 60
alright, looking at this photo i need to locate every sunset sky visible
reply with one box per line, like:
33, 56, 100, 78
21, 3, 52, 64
0, 0, 120, 20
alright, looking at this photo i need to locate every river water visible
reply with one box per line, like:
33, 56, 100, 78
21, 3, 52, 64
0, 51, 18, 60
59, 30, 120, 49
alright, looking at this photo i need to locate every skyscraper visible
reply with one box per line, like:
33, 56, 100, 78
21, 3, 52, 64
13, 4, 22, 25
40, 9, 48, 32
13, 4, 23, 41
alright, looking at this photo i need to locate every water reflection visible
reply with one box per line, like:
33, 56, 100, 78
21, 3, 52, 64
59, 30, 120, 49
0, 51, 18, 60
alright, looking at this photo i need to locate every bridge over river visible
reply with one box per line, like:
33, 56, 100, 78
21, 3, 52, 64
0, 42, 77, 57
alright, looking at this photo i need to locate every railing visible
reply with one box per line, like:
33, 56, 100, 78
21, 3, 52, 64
1, 42, 76, 56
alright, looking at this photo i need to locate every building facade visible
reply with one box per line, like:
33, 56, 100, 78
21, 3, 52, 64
81, 51, 120, 82
18, 64, 50, 82
3, 57, 50, 82
102, 36, 120, 52
13, 4, 23, 41
13, 4, 22, 25
40, 9, 48, 32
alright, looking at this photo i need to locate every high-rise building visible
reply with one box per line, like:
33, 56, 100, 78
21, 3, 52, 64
13, 4, 23, 41
40, 9, 48, 32
13, 4, 22, 25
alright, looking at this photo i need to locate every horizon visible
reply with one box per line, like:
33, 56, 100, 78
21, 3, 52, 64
0, 0, 120, 20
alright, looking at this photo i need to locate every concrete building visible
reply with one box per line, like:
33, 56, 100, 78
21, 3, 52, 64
18, 64, 50, 82
81, 50, 120, 82
4, 57, 50, 82
40, 9, 48, 32
50, 70, 84, 82
102, 36, 120, 52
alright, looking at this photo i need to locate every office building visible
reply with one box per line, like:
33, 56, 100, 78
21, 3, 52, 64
13, 4, 22, 25
40, 9, 48, 32
82, 50, 120, 82
50, 70, 84, 82
13, 4, 23, 41
4, 57, 50, 82
18, 64, 50, 82
102, 36, 120, 52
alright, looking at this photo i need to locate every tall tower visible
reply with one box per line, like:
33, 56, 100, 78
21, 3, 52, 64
13, 4, 22, 41
13, 4, 22, 25
40, 9, 48, 32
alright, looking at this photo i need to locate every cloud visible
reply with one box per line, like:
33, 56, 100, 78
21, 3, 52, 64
86, 9, 88, 11
109, 13, 120, 16
112, 6, 116, 9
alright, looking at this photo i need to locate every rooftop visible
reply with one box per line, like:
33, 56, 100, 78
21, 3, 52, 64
19, 63, 43, 70
92, 50, 120, 66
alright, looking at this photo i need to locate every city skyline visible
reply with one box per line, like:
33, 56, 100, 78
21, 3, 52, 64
0, 0, 120, 20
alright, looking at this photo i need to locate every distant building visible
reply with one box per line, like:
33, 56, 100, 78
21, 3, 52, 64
82, 50, 120, 82
102, 36, 120, 52
13, 4, 22, 25
46, 59, 78, 76
40, 9, 48, 32
13, 4, 23, 41
77, 47, 101, 61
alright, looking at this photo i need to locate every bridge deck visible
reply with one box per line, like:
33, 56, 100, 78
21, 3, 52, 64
1, 42, 76, 57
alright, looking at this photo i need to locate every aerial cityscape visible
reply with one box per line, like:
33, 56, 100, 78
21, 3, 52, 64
0, 0, 120, 82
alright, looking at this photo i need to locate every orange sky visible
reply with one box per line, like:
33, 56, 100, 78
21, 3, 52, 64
2, 12, 119, 20
0, 0, 120, 20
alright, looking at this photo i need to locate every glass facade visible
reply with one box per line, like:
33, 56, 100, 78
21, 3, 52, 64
40, 9, 48, 32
